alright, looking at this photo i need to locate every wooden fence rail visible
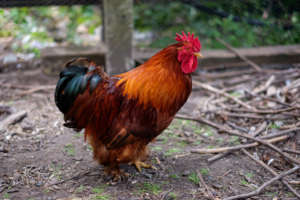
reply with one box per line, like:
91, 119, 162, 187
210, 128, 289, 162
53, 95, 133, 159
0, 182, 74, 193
0, 0, 133, 75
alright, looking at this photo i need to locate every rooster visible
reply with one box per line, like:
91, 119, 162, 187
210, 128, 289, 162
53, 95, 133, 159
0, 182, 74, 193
55, 32, 202, 179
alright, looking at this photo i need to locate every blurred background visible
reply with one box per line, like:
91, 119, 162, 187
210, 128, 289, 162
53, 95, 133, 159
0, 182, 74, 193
1, 2, 300, 200
1, 0, 299, 58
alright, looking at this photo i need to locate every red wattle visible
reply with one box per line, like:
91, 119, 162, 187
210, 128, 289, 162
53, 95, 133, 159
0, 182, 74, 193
181, 55, 198, 74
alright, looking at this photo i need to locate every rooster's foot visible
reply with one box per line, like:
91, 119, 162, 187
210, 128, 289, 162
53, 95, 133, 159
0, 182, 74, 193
132, 161, 157, 172
104, 166, 129, 182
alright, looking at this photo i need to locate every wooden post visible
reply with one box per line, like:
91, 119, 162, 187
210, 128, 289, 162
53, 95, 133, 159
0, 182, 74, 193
102, 0, 134, 75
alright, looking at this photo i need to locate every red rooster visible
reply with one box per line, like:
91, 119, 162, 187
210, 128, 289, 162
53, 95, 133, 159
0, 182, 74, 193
55, 32, 202, 179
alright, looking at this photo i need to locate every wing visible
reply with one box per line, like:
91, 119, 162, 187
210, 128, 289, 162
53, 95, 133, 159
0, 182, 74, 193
65, 77, 123, 138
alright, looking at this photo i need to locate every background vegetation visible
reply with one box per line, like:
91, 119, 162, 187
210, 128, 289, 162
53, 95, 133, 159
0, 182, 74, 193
0, 0, 299, 56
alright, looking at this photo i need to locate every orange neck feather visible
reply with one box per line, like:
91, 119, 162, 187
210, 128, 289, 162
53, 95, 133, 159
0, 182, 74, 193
116, 44, 192, 112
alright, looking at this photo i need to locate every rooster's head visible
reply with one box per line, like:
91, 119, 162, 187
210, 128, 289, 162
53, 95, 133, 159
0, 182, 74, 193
176, 31, 202, 74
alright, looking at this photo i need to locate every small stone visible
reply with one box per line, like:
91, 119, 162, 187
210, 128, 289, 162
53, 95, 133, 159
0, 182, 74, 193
267, 101, 276, 108
143, 173, 152, 179
267, 86, 277, 96
212, 182, 223, 189
184, 131, 191, 137
249, 126, 256, 133
5, 135, 11, 141
21, 120, 34, 132
275, 121, 283, 127
182, 170, 190, 176
73, 157, 83, 161
35, 181, 43, 187
0, 145, 8, 153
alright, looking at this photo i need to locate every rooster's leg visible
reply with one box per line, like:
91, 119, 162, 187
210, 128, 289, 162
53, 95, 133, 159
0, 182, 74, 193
133, 161, 157, 172
104, 165, 129, 181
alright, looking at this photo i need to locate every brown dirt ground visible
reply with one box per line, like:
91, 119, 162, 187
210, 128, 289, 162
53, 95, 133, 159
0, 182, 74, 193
0, 68, 299, 200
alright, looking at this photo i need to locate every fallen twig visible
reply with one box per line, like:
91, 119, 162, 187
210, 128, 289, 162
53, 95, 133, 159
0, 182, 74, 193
215, 37, 262, 72
196, 69, 257, 80
224, 165, 300, 200
0, 83, 32, 90
280, 122, 300, 129
18, 85, 56, 96
193, 81, 255, 110
0, 110, 27, 131
251, 122, 267, 137
252, 75, 275, 94
217, 111, 292, 120
226, 121, 248, 133
289, 180, 300, 185
191, 135, 289, 154
242, 149, 300, 199
160, 188, 173, 200
259, 127, 300, 140
196, 170, 215, 200
245, 90, 295, 108
207, 152, 232, 163
176, 114, 300, 165
283, 148, 300, 155
226, 107, 298, 115
0, 83, 56, 96
0, 105, 13, 115
46, 170, 93, 187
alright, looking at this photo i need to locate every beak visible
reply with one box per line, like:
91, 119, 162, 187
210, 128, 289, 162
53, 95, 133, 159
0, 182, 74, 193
194, 52, 203, 58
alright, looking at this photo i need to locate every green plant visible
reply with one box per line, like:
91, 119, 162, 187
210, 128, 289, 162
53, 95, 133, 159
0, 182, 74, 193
44, 188, 50, 193
240, 179, 249, 186
265, 191, 278, 197
229, 91, 243, 97
0, 6, 101, 55
139, 182, 161, 195
188, 172, 199, 184
3, 193, 10, 199
50, 163, 62, 180
229, 136, 240, 145
169, 174, 179, 179
2, 2, 300, 57
91, 185, 110, 200
200, 168, 209, 176
193, 140, 202, 145
64, 143, 75, 156
194, 128, 203, 135
207, 145, 216, 149
245, 172, 253, 179
169, 192, 177, 199
75, 185, 85, 193
93, 195, 110, 200
74, 132, 83, 138
203, 126, 214, 137
177, 140, 189, 147
134, 2, 300, 49
269, 122, 280, 129
92, 187, 104, 194
165, 148, 182, 156
152, 146, 163, 151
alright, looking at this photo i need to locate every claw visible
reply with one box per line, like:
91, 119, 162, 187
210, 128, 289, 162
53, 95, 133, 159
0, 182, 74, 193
133, 161, 157, 172
104, 166, 129, 182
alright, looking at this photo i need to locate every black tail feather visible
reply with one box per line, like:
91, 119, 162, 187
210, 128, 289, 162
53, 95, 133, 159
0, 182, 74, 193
54, 59, 102, 114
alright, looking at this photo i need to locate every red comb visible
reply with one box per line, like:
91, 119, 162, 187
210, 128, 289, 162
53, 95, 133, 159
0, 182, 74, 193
175, 31, 201, 52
